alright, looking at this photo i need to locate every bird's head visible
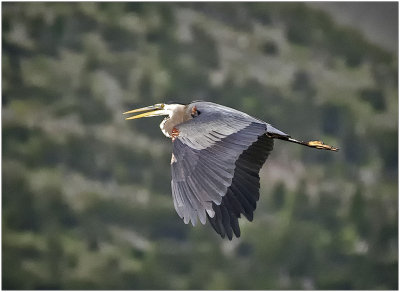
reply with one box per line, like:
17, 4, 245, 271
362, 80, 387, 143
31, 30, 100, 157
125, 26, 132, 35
124, 102, 195, 137
124, 103, 171, 120
123, 102, 201, 121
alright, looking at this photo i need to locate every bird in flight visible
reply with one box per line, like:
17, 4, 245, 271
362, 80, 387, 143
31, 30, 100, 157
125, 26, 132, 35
124, 101, 338, 240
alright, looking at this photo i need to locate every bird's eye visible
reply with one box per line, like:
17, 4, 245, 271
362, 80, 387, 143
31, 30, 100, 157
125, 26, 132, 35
191, 106, 200, 118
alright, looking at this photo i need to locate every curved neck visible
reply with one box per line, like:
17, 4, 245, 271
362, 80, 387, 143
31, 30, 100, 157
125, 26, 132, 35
159, 104, 187, 138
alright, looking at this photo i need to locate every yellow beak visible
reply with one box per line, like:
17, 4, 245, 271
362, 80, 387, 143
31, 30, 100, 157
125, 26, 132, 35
123, 104, 167, 120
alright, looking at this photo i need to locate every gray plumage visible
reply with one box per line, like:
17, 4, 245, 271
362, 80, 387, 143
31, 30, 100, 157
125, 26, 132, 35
124, 101, 338, 240
171, 102, 277, 238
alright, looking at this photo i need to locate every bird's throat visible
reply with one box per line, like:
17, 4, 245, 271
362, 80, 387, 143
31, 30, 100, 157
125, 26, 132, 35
159, 104, 187, 138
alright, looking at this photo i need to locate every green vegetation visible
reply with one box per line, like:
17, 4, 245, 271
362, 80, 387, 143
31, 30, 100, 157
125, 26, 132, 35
2, 2, 397, 289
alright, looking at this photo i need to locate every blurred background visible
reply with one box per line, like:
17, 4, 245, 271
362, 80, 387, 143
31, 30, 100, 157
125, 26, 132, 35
2, 2, 398, 289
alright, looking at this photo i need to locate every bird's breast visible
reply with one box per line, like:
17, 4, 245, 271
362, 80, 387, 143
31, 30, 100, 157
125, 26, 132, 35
160, 108, 188, 138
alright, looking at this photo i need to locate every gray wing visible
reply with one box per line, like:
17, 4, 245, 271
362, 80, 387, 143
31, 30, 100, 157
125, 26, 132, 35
207, 134, 273, 239
170, 102, 276, 238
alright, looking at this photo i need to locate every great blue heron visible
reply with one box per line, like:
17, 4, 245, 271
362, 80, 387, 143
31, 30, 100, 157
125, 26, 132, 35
124, 101, 338, 239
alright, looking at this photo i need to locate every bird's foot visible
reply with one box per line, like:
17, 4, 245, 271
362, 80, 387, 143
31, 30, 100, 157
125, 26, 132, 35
307, 140, 339, 151
171, 127, 180, 141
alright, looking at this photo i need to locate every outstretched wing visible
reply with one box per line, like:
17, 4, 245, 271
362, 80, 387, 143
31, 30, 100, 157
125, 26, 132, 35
170, 102, 274, 238
207, 134, 273, 239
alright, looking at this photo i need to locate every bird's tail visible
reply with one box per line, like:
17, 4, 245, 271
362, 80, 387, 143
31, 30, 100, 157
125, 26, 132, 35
266, 125, 339, 151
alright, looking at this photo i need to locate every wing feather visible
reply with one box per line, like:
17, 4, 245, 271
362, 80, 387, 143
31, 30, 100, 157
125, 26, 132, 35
220, 204, 233, 240
206, 135, 274, 237
170, 102, 273, 238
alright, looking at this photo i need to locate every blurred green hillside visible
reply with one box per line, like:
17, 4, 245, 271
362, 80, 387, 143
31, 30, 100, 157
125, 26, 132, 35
2, 2, 398, 289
